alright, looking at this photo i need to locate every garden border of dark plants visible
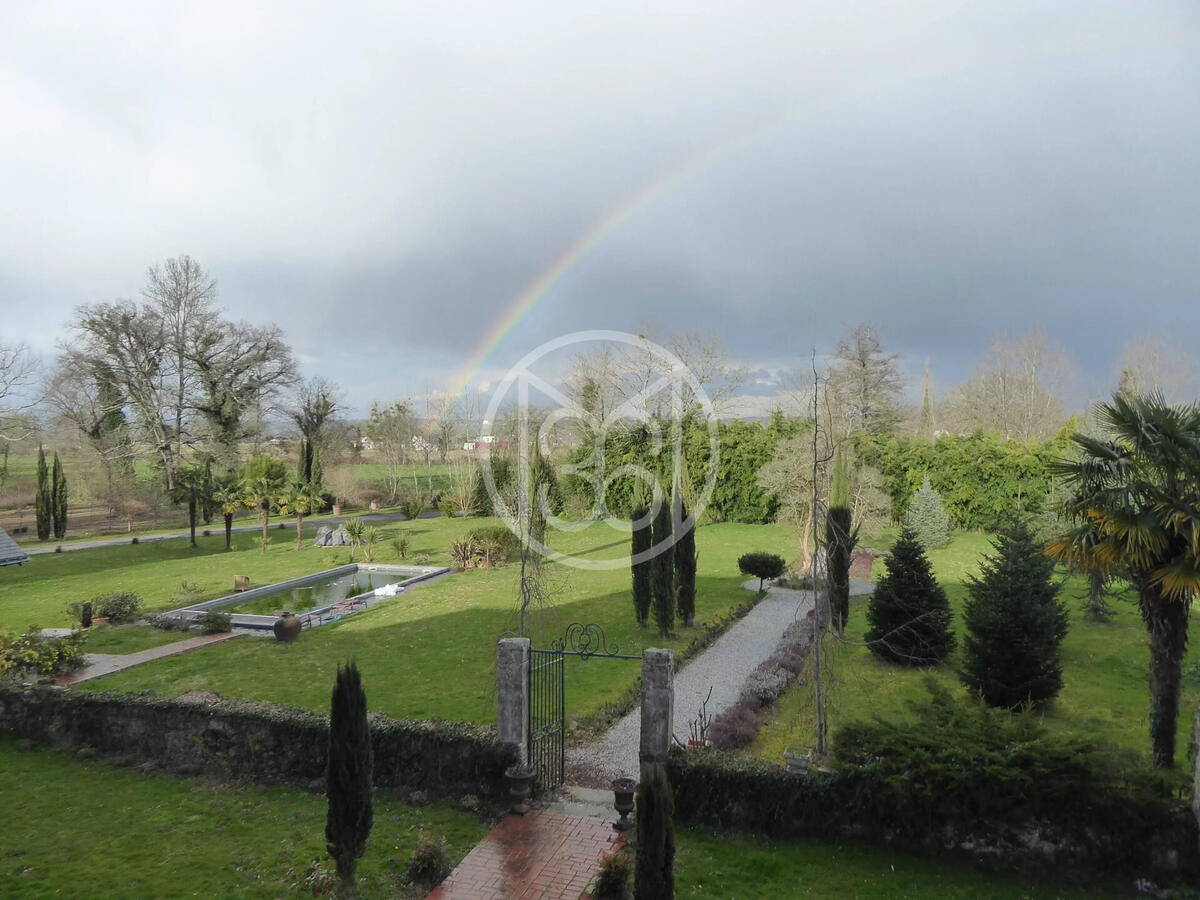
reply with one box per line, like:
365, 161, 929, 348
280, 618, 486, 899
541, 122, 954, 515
0, 685, 515, 797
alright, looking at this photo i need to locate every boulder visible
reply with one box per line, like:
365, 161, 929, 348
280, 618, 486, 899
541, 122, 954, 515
328, 526, 351, 547
312, 526, 333, 548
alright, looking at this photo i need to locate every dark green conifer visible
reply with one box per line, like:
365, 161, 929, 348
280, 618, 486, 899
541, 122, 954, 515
631, 507, 652, 626
634, 762, 675, 900
865, 528, 955, 666
326, 659, 374, 885
650, 499, 675, 637
35, 445, 51, 541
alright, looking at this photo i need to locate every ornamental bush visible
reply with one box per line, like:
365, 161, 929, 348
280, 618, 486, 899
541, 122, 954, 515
94, 592, 143, 623
961, 519, 1069, 708
737, 552, 786, 593
864, 529, 954, 666
903, 477, 950, 549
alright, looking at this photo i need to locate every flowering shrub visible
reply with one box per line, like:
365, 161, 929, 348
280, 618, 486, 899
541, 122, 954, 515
0, 628, 87, 678
405, 831, 450, 885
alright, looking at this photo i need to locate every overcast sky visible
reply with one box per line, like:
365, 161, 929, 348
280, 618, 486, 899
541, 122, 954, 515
2, 1, 1198, 415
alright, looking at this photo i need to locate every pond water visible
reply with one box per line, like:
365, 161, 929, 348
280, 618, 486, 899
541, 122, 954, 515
226, 571, 398, 616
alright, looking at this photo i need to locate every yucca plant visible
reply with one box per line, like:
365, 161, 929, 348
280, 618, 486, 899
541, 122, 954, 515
1048, 392, 1200, 768
361, 525, 380, 563
343, 518, 366, 561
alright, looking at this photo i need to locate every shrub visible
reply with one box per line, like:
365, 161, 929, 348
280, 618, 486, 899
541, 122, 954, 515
634, 762, 675, 900
449, 539, 479, 569
864, 529, 954, 667
326, 660, 373, 884
903, 476, 950, 549
390, 535, 409, 560
741, 667, 792, 709
466, 525, 521, 561
438, 498, 459, 519
405, 831, 450, 886
402, 498, 423, 520
145, 614, 192, 633
0, 628, 87, 677
650, 501, 675, 638
708, 702, 761, 751
737, 552, 786, 593
631, 507, 652, 627
961, 519, 1068, 708
65, 601, 94, 628
198, 611, 232, 634
592, 851, 633, 900
94, 592, 143, 624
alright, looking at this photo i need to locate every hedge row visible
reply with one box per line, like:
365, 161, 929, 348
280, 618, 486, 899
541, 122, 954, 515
0, 686, 515, 797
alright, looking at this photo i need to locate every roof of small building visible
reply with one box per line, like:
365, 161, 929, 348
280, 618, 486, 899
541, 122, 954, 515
0, 530, 31, 567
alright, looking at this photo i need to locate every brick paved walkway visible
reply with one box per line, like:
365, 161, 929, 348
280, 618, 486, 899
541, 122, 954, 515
426, 810, 625, 900
54, 631, 243, 685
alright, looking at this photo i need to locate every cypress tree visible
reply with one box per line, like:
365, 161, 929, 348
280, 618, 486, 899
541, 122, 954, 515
674, 500, 697, 627
52, 451, 68, 539
961, 519, 1069, 708
650, 499, 675, 638
297, 438, 309, 482
904, 476, 950, 549
865, 528, 954, 666
634, 762, 675, 900
201, 459, 214, 525
631, 507, 652, 627
35, 445, 51, 541
326, 659, 374, 886
310, 445, 324, 494
825, 452, 856, 631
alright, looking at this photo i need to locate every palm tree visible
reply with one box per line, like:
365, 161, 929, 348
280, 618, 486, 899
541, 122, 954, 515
278, 481, 326, 551
212, 480, 244, 551
1048, 392, 1200, 768
244, 475, 283, 553
170, 463, 209, 548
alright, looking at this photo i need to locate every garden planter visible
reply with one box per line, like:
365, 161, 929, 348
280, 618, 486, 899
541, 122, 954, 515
505, 764, 536, 815
273, 612, 302, 643
611, 777, 636, 832
332, 504, 343, 516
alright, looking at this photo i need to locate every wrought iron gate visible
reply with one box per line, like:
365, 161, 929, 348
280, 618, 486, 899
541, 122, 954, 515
527, 623, 641, 793
528, 647, 565, 792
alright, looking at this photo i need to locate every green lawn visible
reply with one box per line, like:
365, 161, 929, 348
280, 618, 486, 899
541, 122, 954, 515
67, 519, 795, 724
0, 738, 488, 899
674, 826, 1125, 899
83, 625, 192, 655
0, 738, 1131, 899
753, 531, 1200, 771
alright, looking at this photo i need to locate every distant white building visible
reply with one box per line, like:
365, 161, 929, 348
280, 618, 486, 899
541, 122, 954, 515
463, 435, 497, 451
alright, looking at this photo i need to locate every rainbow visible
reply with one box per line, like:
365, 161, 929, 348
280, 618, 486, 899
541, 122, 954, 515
444, 113, 784, 397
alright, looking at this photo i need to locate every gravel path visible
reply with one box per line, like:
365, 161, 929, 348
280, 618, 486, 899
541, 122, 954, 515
569, 579, 872, 785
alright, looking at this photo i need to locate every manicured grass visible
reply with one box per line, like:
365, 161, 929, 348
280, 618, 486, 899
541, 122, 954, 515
0, 516, 448, 630
752, 531, 1200, 770
82, 625, 191, 655
73, 520, 796, 724
674, 826, 1125, 899
0, 738, 488, 899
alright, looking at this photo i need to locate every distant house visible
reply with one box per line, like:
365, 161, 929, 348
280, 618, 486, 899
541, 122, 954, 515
0, 530, 31, 567
462, 435, 497, 451
359, 436, 376, 452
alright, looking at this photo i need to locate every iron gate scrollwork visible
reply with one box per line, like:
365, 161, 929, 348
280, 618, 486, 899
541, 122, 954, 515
527, 623, 641, 794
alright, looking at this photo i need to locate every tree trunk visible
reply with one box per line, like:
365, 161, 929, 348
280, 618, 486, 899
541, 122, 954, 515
188, 495, 197, 547
224, 513, 233, 551
261, 504, 269, 551
295, 513, 304, 551
1143, 585, 1190, 768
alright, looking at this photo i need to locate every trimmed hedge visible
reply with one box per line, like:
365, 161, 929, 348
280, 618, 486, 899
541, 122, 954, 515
669, 686, 1196, 878
0, 686, 515, 798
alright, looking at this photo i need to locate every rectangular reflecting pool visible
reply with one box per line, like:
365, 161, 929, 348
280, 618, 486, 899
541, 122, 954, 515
166, 563, 449, 631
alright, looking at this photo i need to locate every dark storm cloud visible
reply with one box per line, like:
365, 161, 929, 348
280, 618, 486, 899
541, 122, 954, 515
1, 1, 1198, 412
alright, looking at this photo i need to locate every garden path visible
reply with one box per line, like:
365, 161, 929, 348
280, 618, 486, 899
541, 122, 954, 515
55, 631, 243, 685
567, 579, 872, 786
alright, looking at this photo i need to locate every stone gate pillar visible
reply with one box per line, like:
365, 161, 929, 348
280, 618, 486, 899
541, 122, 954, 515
639, 648, 675, 768
497, 637, 530, 767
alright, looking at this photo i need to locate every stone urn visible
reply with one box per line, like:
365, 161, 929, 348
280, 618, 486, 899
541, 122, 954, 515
273, 612, 302, 643
505, 763, 536, 815
611, 777, 637, 832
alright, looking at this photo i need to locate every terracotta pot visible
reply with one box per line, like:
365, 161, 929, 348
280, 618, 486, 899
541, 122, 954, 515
332, 504, 343, 516
273, 612, 302, 643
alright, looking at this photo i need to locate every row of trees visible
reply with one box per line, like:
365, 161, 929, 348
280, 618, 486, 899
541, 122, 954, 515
33, 445, 67, 540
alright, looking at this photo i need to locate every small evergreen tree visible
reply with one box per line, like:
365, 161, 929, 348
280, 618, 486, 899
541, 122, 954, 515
52, 451, 68, 540
201, 459, 214, 525
904, 476, 950, 549
631, 507, 652, 627
634, 762, 675, 900
297, 438, 309, 482
737, 552, 785, 593
35, 445, 51, 541
674, 500, 697, 627
825, 452, 856, 631
310, 445, 324, 494
326, 659, 374, 886
650, 499, 675, 638
962, 519, 1069, 708
865, 528, 955, 666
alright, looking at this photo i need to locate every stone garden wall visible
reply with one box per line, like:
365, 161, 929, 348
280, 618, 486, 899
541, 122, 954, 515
0, 686, 514, 797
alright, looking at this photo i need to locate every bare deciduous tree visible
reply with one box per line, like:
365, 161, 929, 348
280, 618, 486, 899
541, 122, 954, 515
1114, 336, 1199, 405
827, 322, 904, 438
0, 338, 40, 443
